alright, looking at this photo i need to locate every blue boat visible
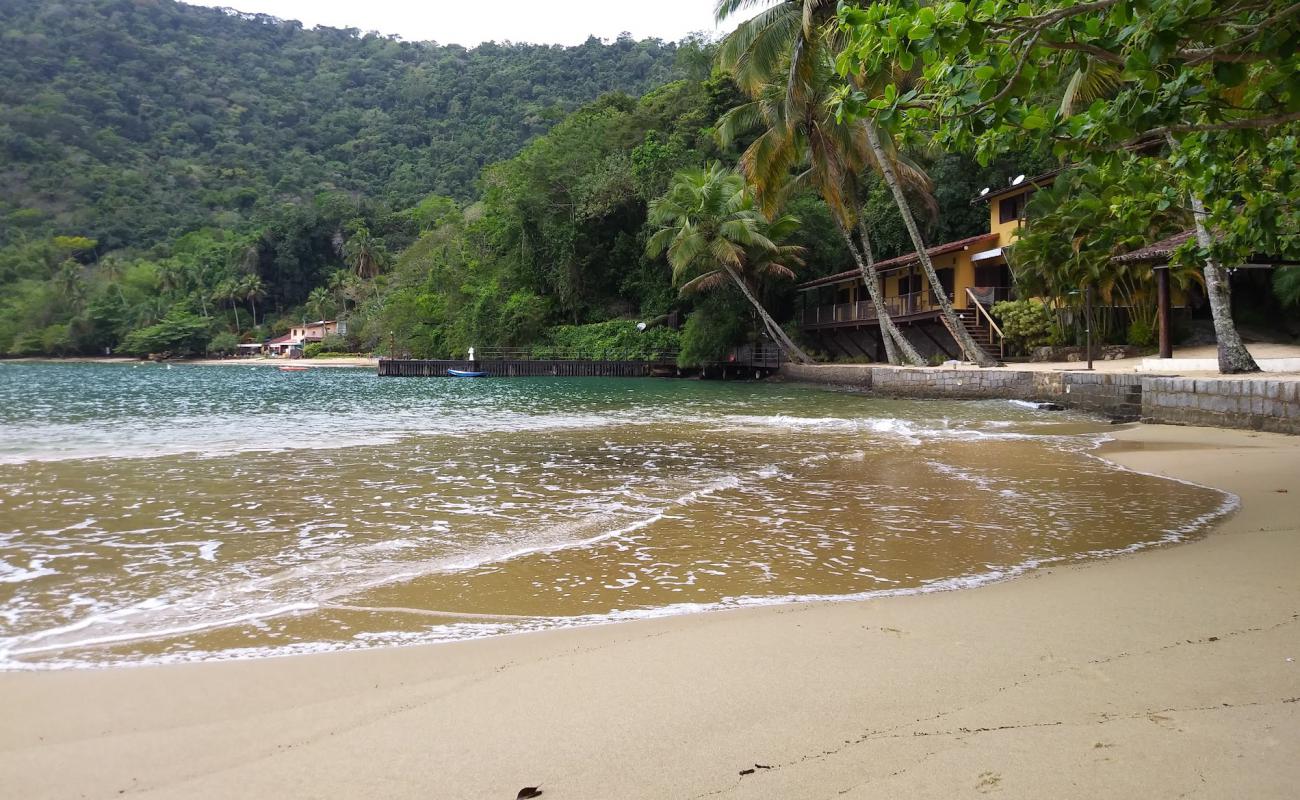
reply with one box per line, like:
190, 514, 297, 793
447, 368, 487, 378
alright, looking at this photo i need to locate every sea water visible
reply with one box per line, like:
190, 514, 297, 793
0, 362, 1232, 669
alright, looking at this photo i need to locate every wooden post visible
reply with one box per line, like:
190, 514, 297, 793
1085, 284, 1094, 371
1156, 265, 1172, 359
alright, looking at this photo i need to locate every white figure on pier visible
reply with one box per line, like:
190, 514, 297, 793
468, 346, 475, 361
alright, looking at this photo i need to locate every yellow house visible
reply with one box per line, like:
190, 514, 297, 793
795, 173, 1052, 360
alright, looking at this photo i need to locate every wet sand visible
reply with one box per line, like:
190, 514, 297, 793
1, 423, 1297, 798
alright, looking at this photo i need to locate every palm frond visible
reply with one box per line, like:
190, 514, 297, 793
1059, 60, 1123, 116
678, 270, 729, 295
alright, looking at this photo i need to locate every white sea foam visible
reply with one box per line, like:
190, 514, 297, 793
0, 470, 749, 666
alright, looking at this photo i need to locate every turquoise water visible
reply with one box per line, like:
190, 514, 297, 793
0, 362, 1232, 669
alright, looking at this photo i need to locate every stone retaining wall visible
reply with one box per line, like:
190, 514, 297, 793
1142, 377, 1300, 434
778, 363, 1300, 434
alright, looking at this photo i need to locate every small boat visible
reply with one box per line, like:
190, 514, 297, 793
279, 366, 309, 372
447, 368, 487, 378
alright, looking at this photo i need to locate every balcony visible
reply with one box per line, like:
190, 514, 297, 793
795, 287, 1016, 330
796, 291, 950, 329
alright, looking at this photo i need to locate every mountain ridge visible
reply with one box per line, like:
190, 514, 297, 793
0, 0, 683, 250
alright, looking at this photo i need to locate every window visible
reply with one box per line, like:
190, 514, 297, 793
935, 268, 955, 298
999, 194, 1026, 224
897, 276, 912, 295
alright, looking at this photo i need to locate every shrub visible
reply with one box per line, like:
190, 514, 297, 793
540, 319, 680, 360
303, 342, 324, 358
1126, 317, 1156, 348
677, 308, 743, 368
992, 300, 1053, 353
208, 331, 241, 356
319, 333, 351, 353
119, 307, 211, 356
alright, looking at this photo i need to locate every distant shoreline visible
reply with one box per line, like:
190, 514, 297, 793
5, 356, 379, 369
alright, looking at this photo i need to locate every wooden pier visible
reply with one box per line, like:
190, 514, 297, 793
379, 359, 658, 378
378, 344, 784, 380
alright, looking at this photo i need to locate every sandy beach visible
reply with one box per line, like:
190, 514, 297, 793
1, 422, 1297, 799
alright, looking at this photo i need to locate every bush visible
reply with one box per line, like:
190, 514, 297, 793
992, 300, 1053, 353
208, 331, 241, 356
319, 333, 351, 353
539, 319, 680, 360
1126, 317, 1156, 348
677, 308, 744, 368
303, 342, 324, 358
119, 307, 211, 356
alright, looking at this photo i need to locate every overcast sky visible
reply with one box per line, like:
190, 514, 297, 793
189, 0, 763, 47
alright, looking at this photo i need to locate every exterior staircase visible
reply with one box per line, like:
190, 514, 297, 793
955, 308, 1003, 362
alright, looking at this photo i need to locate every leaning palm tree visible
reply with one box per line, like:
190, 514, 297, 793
646, 164, 814, 364
718, 52, 927, 365
860, 123, 997, 365
718, 0, 998, 366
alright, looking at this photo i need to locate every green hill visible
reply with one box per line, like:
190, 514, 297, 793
0, 0, 681, 250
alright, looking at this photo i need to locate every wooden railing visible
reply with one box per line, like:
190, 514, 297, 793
797, 291, 952, 327
966, 287, 1007, 359
473, 346, 680, 363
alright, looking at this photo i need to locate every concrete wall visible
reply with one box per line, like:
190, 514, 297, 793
779, 363, 1300, 434
1142, 377, 1300, 435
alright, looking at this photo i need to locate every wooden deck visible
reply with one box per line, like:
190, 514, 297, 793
378, 344, 784, 379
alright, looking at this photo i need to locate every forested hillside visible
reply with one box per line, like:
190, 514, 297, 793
0, 0, 680, 249
0, 0, 1039, 362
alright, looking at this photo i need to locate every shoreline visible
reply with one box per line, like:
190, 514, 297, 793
5, 355, 379, 368
1, 422, 1297, 797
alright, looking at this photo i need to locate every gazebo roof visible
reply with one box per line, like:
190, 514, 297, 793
1111, 230, 1197, 264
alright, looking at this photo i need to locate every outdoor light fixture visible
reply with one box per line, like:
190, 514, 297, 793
979, 187, 990, 196
1011, 174, 1026, 185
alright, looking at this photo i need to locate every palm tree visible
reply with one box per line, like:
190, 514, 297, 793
305, 286, 334, 325
214, 279, 242, 331
54, 259, 87, 311
344, 224, 389, 281
717, 0, 998, 366
862, 124, 997, 365
717, 51, 926, 365
646, 164, 814, 364
240, 275, 266, 328
98, 255, 129, 306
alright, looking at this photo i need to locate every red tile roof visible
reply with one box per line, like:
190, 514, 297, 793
266, 334, 297, 345
796, 233, 1000, 291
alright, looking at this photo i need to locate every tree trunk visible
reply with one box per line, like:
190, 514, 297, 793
865, 124, 997, 366
855, 219, 926, 365
834, 223, 898, 363
1163, 134, 1258, 373
231, 302, 241, 332
722, 264, 814, 364
834, 220, 927, 365
1166, 176, 1259, 374
249, 298, 258, 328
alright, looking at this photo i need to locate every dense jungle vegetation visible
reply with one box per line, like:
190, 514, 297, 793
7, 0, 1292, 370
0, 0, 1030, 361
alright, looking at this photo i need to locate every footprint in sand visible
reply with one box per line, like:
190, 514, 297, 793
976, 771, 1002, 793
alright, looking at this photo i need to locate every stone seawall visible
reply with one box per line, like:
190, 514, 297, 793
778, 364, 1300, 434
1142, 377, 1300, 435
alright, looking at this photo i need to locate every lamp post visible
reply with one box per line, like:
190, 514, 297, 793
1084, 283, 1094, 371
